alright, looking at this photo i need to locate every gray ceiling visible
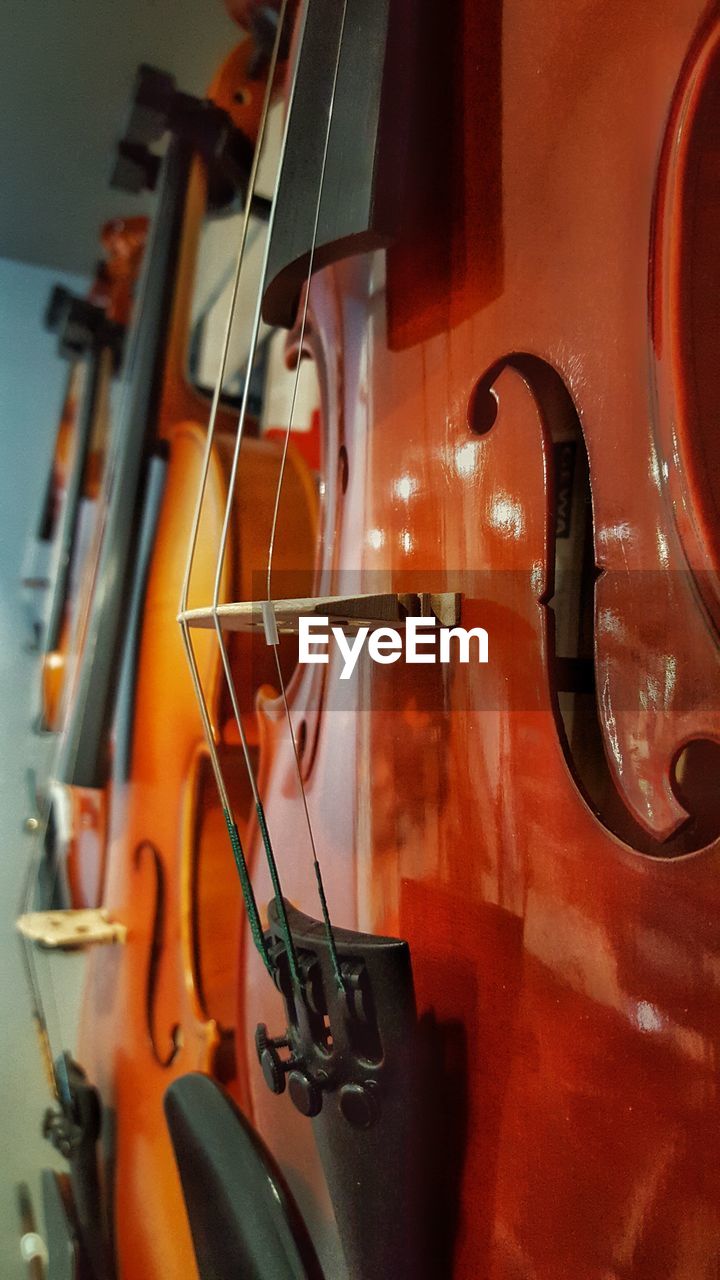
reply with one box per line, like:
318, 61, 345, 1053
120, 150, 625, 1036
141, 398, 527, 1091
0, 0, 239, 273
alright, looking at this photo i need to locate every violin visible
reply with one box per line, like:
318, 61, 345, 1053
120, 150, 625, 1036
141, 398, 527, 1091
173, 0, 720, 1277
38, 218, 147, 736
20, 23, 317, 1280
30, 45, 274, 914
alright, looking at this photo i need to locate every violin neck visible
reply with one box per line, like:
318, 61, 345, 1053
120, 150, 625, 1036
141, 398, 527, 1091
120, 131, 195, 461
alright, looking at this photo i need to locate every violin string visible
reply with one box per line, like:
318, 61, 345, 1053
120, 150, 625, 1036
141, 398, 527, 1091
17, 854, 61, 1104
261, 0, 351, 993
206, 0, 319, 990
178, 3, 293, 978
17, 753, 57, 1096
18, 764, 83, 1105
16, 936, 58, 1103
208, 0, 349, 996
18, 806, 71, 1107
43, 950, 73, 1107
17, 839, 66, 1106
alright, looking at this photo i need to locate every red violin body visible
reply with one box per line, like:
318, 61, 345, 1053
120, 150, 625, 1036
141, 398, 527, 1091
224, 1, 720, 1276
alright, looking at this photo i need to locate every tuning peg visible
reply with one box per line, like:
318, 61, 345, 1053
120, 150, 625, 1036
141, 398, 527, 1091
254, 1023, 293, 1095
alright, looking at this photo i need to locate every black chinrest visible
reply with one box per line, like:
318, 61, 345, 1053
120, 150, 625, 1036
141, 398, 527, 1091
164, 1073, 323, 1280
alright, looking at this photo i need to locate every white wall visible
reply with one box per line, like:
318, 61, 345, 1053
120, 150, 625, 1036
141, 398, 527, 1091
0, 256, 87, 1278
0, 0, 237, 272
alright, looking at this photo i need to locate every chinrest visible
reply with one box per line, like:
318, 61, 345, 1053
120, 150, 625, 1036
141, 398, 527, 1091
164, 1073, 323, 1280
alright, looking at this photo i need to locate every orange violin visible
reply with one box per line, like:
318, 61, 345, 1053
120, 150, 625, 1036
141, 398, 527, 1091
173, 1, 720, 1277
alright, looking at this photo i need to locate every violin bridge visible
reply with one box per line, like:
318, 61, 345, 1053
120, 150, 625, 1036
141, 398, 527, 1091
179, 590, 461, 634
16, 908, 127, 951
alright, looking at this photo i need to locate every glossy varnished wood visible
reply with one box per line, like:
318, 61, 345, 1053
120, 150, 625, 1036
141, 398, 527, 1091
232, 2, 720, 1276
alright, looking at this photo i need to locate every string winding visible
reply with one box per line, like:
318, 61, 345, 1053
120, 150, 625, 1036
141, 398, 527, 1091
180, 0, 349, 995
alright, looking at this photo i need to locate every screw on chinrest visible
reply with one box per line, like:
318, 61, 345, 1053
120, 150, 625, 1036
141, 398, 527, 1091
255, 1023, 294, 1095
255, 1020, 330, 1118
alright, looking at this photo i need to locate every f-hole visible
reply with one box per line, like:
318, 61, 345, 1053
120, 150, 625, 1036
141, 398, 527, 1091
133, 841, 181, 1068
473, 354, 720, 856
184, 748, 251, 1084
